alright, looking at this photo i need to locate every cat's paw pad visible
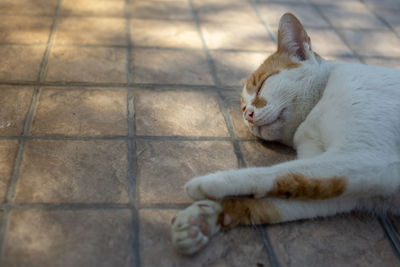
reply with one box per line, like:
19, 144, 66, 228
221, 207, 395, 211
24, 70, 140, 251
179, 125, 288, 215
171, 200, 221, 255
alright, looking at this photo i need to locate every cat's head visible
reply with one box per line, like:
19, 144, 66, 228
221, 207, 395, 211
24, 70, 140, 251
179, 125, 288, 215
241, 13, 326, 145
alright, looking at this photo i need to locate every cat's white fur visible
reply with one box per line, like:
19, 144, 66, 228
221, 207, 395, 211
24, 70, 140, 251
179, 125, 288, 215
172, 13, 400, 255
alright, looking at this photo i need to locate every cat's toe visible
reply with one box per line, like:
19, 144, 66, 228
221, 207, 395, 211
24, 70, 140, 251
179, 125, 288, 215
171, 200, 221, 255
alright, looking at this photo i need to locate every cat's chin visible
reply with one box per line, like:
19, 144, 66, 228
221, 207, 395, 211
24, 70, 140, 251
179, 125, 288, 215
249, 120, 283, 141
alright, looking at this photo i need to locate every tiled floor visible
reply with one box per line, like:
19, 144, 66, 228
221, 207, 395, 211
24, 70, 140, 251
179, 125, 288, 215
0, 0, 400, 266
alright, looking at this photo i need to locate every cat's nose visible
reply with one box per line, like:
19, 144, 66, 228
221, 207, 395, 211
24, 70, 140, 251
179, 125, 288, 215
244, 108, 254, 123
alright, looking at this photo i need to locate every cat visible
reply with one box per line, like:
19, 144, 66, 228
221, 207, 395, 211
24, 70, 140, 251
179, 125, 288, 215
171, 13, 400, 255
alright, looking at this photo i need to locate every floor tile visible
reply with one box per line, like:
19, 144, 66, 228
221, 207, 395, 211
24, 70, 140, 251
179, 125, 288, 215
267, 214, 399, 267
0, 0, 58, 15
390, 215, 400, 235
363, 0, 400, 10
221, 90, 257, 139
140, 209, 271, 266
14, 140, 129, 203
201, 20, 275, 51
307, 28, 354, 57
131, 49, 214, 85
31, 89, 128, 136
55, 17, 127, 45
136, 141, 237, 205
318, 1, 386, 29
45, 46, 127, 83
363, 57, 400, 69
0, 45, 46, 81
61, 0, 125, 17
0, 139, 19, 202
310, 0, 356, 3
0, 15, 53, 44
372, 8, 400, 37
2, 209, 132, 267
194, 0, 257, 23
211, 51, 268, 87
240, 141, 295, 167
0, 87, 34, 136
128, 0, 193, 20
134, 90, 229, 137
325, 56, 363, 64
338, 29, 400, 58
257, 3, 329, 33
130, 19, 203, 49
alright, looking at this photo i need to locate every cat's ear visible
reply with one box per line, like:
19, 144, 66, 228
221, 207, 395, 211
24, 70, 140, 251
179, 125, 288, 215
277, 13, 311, 61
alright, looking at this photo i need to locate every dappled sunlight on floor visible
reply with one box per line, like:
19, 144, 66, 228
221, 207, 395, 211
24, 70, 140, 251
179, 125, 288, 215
0, 0, 399, 266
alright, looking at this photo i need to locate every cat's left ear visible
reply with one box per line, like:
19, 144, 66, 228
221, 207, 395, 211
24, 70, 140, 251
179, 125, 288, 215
277, 13, 312, 61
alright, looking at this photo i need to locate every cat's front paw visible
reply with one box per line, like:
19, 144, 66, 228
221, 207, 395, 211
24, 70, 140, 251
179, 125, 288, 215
184, 173, 230, 200
171, 200, 221, 255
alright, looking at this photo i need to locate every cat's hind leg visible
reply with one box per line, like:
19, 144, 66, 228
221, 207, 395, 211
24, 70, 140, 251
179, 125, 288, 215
172, 197, 357, 255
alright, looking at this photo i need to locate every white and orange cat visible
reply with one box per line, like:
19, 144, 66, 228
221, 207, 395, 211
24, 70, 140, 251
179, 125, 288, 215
171, 13, 400, 255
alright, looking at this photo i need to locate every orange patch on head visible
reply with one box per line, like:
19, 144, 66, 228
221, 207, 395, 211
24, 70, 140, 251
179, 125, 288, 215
251, 96, 267, 108
268, 173, 347, 200
240, 96, 246, 112
246, 52, 301, 95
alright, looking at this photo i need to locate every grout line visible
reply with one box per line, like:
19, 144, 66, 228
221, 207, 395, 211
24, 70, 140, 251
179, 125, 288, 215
260, 227, 281, 267
125, 0, 134, 85
0, 86, 41, 261
377, 215, 400, 259
0, 202, 189, 211
128, 95, 136, 138
359, 0, 400, 41
0, 203, 131, 210
125, 3, 140, 260
130, 204, 141, 267
0, 0, 64, 261
188, 0, 248, 169
187, 0, 220, 87
0, 135, 258, 142
308, 1, 366, 64
127, 92, 140, 267
245, 1, 284, 265
0, 209, 11, 262
22, 88, 40, 136
0, 81, 238, 90
38, 0, 64, 82
215, 92, 247, 168
248, 0, 278, 43
1, 86, 42, 202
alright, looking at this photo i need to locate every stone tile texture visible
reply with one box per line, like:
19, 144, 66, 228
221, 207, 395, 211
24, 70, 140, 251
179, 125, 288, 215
45, 46, 127, 83
0, 0, 399, 266
136, 141, 237, 205
55, 17, 127, 45
267, 214, 399, 267
0, 87, 34, 135
0, 15, 53, 44
31, 89, 128, 136
131, 49, 214, 85
14, 140, 129, 203
0, 140, 19, 202
0, 45, 46, 81
2, 209, 132, 267
134, 90, 229, 137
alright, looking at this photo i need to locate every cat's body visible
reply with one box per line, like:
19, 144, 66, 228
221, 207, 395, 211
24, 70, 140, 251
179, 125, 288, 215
171, 13, 400, 255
